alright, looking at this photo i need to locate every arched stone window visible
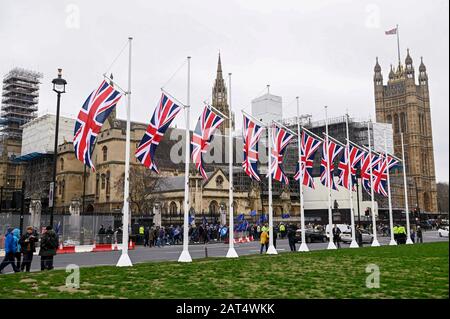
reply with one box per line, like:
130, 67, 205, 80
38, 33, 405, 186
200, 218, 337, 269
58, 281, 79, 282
400, 112, 407, 133
386, 114, 392, 124
216, 176, 224, 188
61, 180, 65, 201
106, 171, 111, 197
393, 114, 399, 133
101, 174, 106, 189
95, 174, 100, 197
102, 146, 108, 162
60, 158, 64, 171
170, 202, 177, 215
209, 201, 218, 215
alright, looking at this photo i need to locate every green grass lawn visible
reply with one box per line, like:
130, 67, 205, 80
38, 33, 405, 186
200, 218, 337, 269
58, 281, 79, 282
0, 242, 448, 299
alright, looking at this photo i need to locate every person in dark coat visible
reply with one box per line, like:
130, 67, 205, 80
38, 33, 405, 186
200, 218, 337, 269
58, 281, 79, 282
39, 226, 58, 271
144, 227, 150, 247
105, 226, 114, 244
98, 225, 106, 244
356, 226, 363, 247
0, 228, 19, 274
19, 226, 38, 272
287, 224, 297, 252
332, 224, 341, 248
417, 226, 423, 243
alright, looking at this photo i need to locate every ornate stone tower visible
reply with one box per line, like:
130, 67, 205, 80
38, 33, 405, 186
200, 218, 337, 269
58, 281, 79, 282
211, 54, 231, 134
374, 49, 438, 212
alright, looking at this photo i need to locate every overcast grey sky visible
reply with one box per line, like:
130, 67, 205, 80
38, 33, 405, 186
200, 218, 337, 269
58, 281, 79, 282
1, 0, 448, 182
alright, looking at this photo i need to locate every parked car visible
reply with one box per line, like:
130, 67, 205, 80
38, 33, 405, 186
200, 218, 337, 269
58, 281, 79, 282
438, 226, 449, 238
295, 229, 328, 243
340, 229, 374, 244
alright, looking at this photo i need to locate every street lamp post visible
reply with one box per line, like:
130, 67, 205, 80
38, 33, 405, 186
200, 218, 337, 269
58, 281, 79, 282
50, 69, 67, 227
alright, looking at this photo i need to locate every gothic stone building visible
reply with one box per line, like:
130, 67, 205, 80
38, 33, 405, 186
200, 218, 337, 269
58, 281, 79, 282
374, 49, 438, 212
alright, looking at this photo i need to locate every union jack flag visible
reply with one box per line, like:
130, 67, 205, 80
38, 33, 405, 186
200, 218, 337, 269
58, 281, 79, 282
73, 80, 123, 170
242, 114, 264, 181
320, 137, 344, 190
135, 92, 182, 173
268, 124, 294, 184
294, 131, 322, 189
191, 105, 224, 179
360, 151, 382, 195
337, 145, 364, 190
372, 154, 400, 196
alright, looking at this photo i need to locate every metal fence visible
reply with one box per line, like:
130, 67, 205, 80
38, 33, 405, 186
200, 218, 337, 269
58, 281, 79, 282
0, 214, 119, 248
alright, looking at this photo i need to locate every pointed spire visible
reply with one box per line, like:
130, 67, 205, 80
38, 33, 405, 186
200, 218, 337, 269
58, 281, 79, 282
374, 57, 381, 72
419, 56, 427, 72
217, 52, 223, 77
389, 64, 395, 79
405, 48, 413, 65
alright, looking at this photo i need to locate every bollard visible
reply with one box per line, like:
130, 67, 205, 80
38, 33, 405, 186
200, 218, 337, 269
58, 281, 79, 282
204, 245, 208, 258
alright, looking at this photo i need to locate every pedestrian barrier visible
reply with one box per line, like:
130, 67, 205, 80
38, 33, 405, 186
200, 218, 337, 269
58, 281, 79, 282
57, 245, 76, 254
92, 243, 113, 252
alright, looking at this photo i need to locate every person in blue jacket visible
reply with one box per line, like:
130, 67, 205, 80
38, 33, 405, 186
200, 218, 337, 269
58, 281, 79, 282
12, 228, 22, 270
0, 228, 20, 273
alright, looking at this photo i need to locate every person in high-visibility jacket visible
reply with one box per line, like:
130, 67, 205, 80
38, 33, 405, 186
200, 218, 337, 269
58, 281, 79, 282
398, 225, 407, 244
393, 225, 399, 243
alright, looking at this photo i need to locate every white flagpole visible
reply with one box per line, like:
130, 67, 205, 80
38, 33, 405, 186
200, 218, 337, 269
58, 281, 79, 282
116, 37, 133, 267
401, 133, 414, 244
325, 106, 337, 250
368, 120, 380, 247
266, 124, 277, 255
297, 97, 308, 252
347, 114, 358, 248
226, 72, 238, 258
178, 56, 193, 262
385, 131, 396, 246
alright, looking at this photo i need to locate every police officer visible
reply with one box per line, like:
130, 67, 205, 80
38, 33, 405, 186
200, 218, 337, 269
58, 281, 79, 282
393, 225, 399, 243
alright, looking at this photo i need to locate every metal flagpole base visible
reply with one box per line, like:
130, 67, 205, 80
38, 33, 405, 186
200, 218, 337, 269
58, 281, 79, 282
389, 239, 397, 246
406, 238, 414, 245
266, 245, 278, 255
298, 242, 309, 252
226, 247, 239, 258
327, 241, 337, 250
349, 240, 359, 248
116, 252, 133, 267
371, 239, 381, 247
178, 249, 192, 262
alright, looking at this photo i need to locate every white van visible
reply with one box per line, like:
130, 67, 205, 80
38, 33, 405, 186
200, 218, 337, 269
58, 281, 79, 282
325, 224, 351, 238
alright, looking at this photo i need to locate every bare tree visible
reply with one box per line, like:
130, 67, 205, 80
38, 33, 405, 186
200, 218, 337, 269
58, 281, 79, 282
115, 165, 165, 215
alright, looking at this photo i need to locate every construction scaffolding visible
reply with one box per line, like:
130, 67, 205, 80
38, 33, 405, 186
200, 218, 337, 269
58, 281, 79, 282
0, 67, 42, 140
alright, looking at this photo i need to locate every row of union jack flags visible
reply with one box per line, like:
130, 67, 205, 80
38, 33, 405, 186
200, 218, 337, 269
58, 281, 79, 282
73, 81, 399, 198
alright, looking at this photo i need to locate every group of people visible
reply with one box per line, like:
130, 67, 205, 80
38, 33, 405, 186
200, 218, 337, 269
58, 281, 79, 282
0, 225, 58, 274
142, 225, 183, 247
97, 225, 119, 244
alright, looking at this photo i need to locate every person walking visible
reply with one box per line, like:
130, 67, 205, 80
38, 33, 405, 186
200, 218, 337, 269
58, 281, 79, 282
20, 226, 38, 272
287, 224, 297, 252
260, 228, 269, 254
417, 226, 423, 243
0, 228, 19, 274
39, 226, 58, 271
144, 227, 150, 247
356, 226, 363, 247
279, 223, 286, 239
333, 224, 341, 248
98, 225, 106, 244
12, 228, 22, 270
